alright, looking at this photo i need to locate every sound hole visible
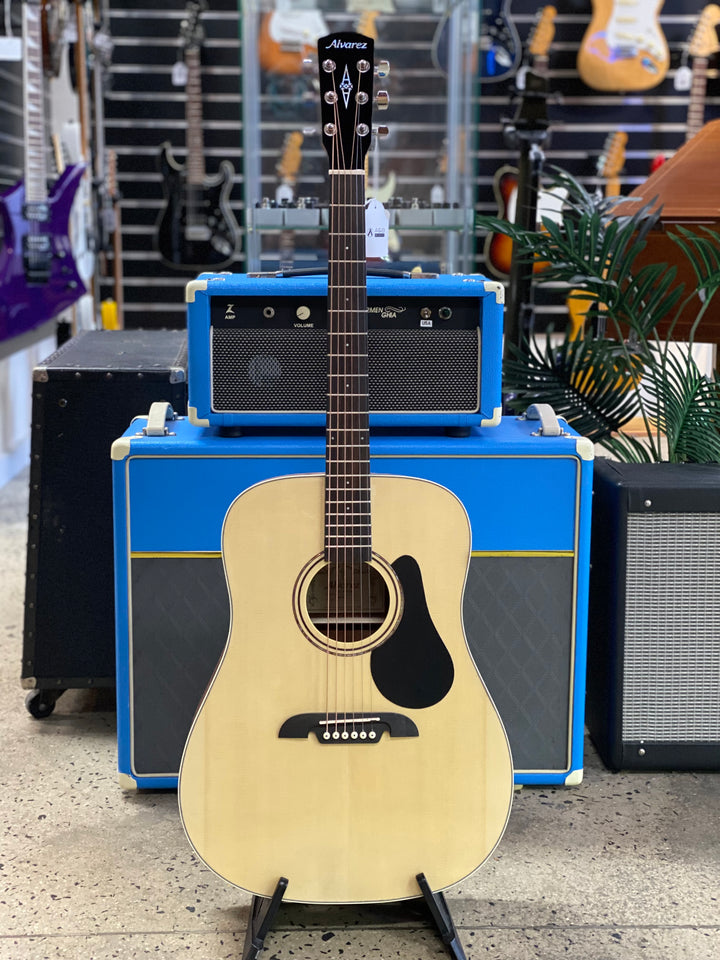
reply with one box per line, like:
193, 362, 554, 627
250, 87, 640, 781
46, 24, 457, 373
305, 560, 390, 649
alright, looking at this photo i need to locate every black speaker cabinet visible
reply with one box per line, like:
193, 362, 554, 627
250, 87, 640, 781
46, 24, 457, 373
587, 459, 720, 771
22, 330, 187, 717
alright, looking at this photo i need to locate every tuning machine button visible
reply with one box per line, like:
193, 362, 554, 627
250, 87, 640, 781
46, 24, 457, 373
374, 90, 389, 111
373, 125, 389, 139
375, 60, 390, 79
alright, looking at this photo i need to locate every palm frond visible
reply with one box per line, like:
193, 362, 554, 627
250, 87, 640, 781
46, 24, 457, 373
503, 334, 644, 442
478, 167, 720, 463
642, 346, 720, 463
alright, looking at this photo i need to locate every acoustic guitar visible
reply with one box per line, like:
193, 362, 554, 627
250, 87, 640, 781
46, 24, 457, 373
179, 31, 513, 906
577, 0, 669, 92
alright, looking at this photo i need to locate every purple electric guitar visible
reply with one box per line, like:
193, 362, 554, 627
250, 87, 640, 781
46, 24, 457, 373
0, 0, 86, 344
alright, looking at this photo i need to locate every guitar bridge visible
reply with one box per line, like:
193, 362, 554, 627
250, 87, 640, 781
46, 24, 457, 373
278, 712, 419, 744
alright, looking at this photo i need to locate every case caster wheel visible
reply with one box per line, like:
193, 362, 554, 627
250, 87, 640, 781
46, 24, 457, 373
25, 689, 64, 719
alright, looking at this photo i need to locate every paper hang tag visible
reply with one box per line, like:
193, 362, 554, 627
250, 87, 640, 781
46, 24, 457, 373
674, 65, 693, 91
269, 10, 328, 46
365, 199, 389, 258
172, 60, 189, 86
0, 36, 22, 61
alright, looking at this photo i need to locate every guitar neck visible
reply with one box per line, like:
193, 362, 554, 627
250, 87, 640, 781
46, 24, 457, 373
325, 169, 371, 564
23, 1, 49, 204
185, 46, 206, 184
532, 54, 549, 76
687, 55, 708, 141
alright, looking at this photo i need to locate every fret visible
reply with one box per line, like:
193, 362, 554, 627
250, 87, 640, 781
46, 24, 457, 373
324, 520, 372, 527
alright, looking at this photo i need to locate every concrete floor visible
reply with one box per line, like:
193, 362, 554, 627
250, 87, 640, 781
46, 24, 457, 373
1, 468, 718, 960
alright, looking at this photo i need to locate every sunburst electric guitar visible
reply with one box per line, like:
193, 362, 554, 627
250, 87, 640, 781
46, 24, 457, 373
179, 32, 514, 907
484, 6, 560, 279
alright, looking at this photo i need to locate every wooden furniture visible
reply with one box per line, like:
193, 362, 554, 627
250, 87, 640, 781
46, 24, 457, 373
622, 119, 720, 348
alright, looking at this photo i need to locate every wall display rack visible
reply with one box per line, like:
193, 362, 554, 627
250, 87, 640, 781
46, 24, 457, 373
240, 0, 480, 275
0, 0, 683, 329
474, 0, 720, 329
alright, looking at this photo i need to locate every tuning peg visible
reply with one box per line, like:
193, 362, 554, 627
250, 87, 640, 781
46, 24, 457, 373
374, 90, 389, 111
303, 127, 317, 137
373, 125, 389, 139
302, 57, 315, 74
374, 60, 390, 79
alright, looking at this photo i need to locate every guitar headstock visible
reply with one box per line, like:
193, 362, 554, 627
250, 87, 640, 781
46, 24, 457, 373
180, 0, 206, 51
317, 32, 376, 171
688, 4, 720, 58
597, 131, 627, 178
528, 6, 557, 60
276, 131, 304, 185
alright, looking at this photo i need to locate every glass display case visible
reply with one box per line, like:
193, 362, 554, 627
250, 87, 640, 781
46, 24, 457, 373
240, 0, 479, 273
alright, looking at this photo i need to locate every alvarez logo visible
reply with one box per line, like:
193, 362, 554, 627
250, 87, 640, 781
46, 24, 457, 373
325, 39, 368, 49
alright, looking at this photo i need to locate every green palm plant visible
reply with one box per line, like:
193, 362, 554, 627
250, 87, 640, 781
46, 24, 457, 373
476, 169, 720, 462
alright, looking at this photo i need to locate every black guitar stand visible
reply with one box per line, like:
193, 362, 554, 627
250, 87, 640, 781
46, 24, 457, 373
241, 872, 467, 960
501, 69, 552, 364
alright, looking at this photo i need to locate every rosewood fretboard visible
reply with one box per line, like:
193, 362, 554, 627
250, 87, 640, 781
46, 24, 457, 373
325, 169, 371, 565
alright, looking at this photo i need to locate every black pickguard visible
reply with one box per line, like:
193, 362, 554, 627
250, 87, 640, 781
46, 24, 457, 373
370, 555, 454, 709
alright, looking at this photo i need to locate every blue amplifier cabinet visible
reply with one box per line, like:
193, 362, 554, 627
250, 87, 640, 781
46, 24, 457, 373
186, 272, 503, 429
112, 414, 592, 789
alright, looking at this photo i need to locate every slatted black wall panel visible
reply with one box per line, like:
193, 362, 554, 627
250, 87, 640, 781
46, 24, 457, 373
0, 2, 24, 189
101, 2, 717, 329
103, 0, 242, 328
475, 1, 720, 326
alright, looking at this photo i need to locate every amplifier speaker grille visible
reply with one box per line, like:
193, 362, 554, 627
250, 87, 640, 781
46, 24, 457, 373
622, 514, 720, 742
211, 327, 479, 413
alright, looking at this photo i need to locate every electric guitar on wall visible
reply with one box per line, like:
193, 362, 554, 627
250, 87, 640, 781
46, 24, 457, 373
479, 0, 522, 83
484, 6, 561, 279
567, 130, 627, 337
685, 5, 720, 142
577, 0, 669, 92
0, 0, 87, 344
155, 1, 238, 270
179, 32, 513, 907
275, 130, 304, 270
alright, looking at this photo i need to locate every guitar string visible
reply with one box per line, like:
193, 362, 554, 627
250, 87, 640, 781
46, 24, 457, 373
325, 57, 373, 740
